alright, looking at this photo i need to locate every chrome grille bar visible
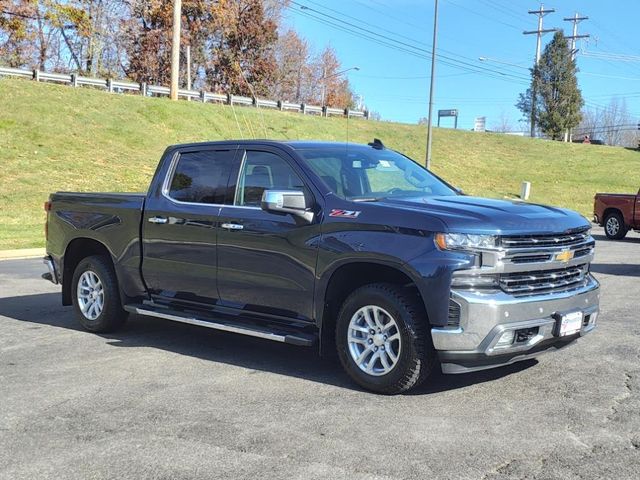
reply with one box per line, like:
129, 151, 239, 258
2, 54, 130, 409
500, 265, 588, 295
500, 228, 590, 249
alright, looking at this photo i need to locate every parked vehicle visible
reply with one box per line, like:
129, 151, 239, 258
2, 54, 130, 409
43, 140, 600, 394
594, 189, 640, 239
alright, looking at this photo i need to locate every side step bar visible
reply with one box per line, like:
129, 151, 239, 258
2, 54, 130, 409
126, 306, 316, 347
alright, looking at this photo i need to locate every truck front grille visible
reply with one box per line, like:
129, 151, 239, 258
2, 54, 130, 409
499, 264, 589, 295
501, 228, 590, 249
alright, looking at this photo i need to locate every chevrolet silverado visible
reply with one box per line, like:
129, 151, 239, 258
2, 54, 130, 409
43, 139, 600, 394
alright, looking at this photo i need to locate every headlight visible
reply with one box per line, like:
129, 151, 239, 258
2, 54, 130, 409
435, 232, 497, 251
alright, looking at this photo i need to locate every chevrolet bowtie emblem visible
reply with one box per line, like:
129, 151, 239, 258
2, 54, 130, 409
555, 250, 574, 263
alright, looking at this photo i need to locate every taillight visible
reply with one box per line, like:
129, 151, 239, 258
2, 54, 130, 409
44, 201, 51, 240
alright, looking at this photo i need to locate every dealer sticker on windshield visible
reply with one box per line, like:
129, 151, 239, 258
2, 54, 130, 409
329, 209, 361, 219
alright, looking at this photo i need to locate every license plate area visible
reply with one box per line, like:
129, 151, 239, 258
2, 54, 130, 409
554, 311, 583, 337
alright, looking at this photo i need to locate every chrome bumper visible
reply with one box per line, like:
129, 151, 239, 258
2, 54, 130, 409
432, 274, 600, 373
42, 255, 59, 285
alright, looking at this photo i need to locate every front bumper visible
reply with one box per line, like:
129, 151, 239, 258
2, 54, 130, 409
432, 274, 600, 374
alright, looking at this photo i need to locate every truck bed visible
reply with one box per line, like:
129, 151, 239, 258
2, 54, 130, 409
46, 191, 146, 302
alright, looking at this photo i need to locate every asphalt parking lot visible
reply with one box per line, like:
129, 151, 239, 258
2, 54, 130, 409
1, 226, 638, 480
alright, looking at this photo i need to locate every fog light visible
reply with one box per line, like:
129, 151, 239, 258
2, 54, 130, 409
515, 327, 539, 343
495, 330, 515, 348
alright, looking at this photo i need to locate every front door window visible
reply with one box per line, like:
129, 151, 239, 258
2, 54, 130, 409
235, 150, 307, 207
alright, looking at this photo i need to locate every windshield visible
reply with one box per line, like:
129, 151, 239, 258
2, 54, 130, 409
296, 145, 457, 201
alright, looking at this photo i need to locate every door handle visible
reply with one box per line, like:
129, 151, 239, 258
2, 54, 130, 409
221, 223, 244, 230
148, 216, 168, 224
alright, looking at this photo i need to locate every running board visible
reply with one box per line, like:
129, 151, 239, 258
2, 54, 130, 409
126, 306, 316, 347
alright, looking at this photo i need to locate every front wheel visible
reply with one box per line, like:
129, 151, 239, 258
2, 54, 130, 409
604, 212, 627, 240
71, 255, 128, 333
335, 283, 435, 394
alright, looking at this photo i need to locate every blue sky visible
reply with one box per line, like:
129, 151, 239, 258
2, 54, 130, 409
282, 0, 640, 129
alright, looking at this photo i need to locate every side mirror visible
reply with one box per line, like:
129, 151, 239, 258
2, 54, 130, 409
261, 190, 314, 223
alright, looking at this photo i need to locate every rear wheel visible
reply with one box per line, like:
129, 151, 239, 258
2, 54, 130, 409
604, 212, 627, 240
335, 283, 435, 394
71, 255, 128, 333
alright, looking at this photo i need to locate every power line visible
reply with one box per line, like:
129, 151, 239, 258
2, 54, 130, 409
289, 2, 530, 85
303, 0, 430, 48
443, 0, 522, 31
350, 0, 429, 34
479, 0, 530, 22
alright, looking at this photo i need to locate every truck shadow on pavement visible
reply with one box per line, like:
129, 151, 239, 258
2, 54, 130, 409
592, 233, 640, 244
0, 292, 537, 395
590, 263, 640, 277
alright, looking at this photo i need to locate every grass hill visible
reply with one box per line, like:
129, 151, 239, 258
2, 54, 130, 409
1, 77, 638, 249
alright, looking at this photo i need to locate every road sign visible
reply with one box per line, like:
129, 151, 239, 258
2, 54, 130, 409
437, 109, 459, 129
474, 116, 486, 132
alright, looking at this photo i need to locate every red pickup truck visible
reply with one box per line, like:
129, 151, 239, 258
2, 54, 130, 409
594, 189, 640, 239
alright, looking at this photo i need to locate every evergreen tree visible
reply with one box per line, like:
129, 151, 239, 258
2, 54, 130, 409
517, 31, 584, 140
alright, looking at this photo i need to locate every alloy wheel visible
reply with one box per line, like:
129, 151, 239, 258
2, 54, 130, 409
77, 271, 104, 320
606, 216, 620, 236
347, 305, 401, 376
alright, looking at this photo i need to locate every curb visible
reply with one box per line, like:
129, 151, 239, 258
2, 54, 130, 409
0, 248, 45, 260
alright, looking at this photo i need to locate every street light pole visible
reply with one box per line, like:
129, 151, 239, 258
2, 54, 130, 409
170, 0, 182, 101
425, 0, 439, 170
319, 66, 360, 106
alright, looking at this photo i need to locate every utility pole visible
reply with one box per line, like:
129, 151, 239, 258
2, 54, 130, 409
186, 44, 191, 100
564, 12, 589, 61
170, 0, 182, 101
523, 4, 556, 138
321, 67, 326, 106
425, 0, 439, 170
563, 13, 589, 142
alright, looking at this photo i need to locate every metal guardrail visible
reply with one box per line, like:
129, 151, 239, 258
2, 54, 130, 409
302, 104, 323, 115
76, 75, 106, 88
202, 92, 227, 103
325, 107, 345, 117
0, 66, 369, 119
280, 101, 302, 112
230, 94, 253, 106
256, 98, 278, 109
0, 66, 32, 78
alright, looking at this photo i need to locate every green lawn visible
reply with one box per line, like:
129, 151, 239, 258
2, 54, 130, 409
1, 77, 638, 249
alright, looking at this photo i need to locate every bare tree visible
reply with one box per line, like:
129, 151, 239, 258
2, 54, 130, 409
271, 29, 310, 102
600, 98, 628, 145
491, 111, 514, 133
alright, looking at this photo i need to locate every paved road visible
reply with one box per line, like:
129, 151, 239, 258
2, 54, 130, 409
1, 228, 638, 480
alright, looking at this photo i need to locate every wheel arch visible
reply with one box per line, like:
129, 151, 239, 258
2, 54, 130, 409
62, 238, 114, 306
317, 260, 428, 356
602, 207, 624, 225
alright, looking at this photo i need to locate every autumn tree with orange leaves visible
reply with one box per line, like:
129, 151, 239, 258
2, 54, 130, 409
1, 0, 356, 107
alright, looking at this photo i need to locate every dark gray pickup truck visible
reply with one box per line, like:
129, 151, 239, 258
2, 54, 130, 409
43, 139, 600, 393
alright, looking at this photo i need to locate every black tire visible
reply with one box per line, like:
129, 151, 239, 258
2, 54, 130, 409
335, 283, 436, 394
604, 211, 627, 240
71, 255, 128, 333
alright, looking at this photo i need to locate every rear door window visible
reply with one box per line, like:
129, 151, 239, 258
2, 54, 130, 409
168, 150, 236, 204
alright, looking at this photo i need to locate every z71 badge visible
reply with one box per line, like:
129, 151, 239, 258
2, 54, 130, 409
329, 209, 361, 219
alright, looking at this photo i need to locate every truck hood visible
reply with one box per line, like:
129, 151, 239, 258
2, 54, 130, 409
377, 195, 590, 235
